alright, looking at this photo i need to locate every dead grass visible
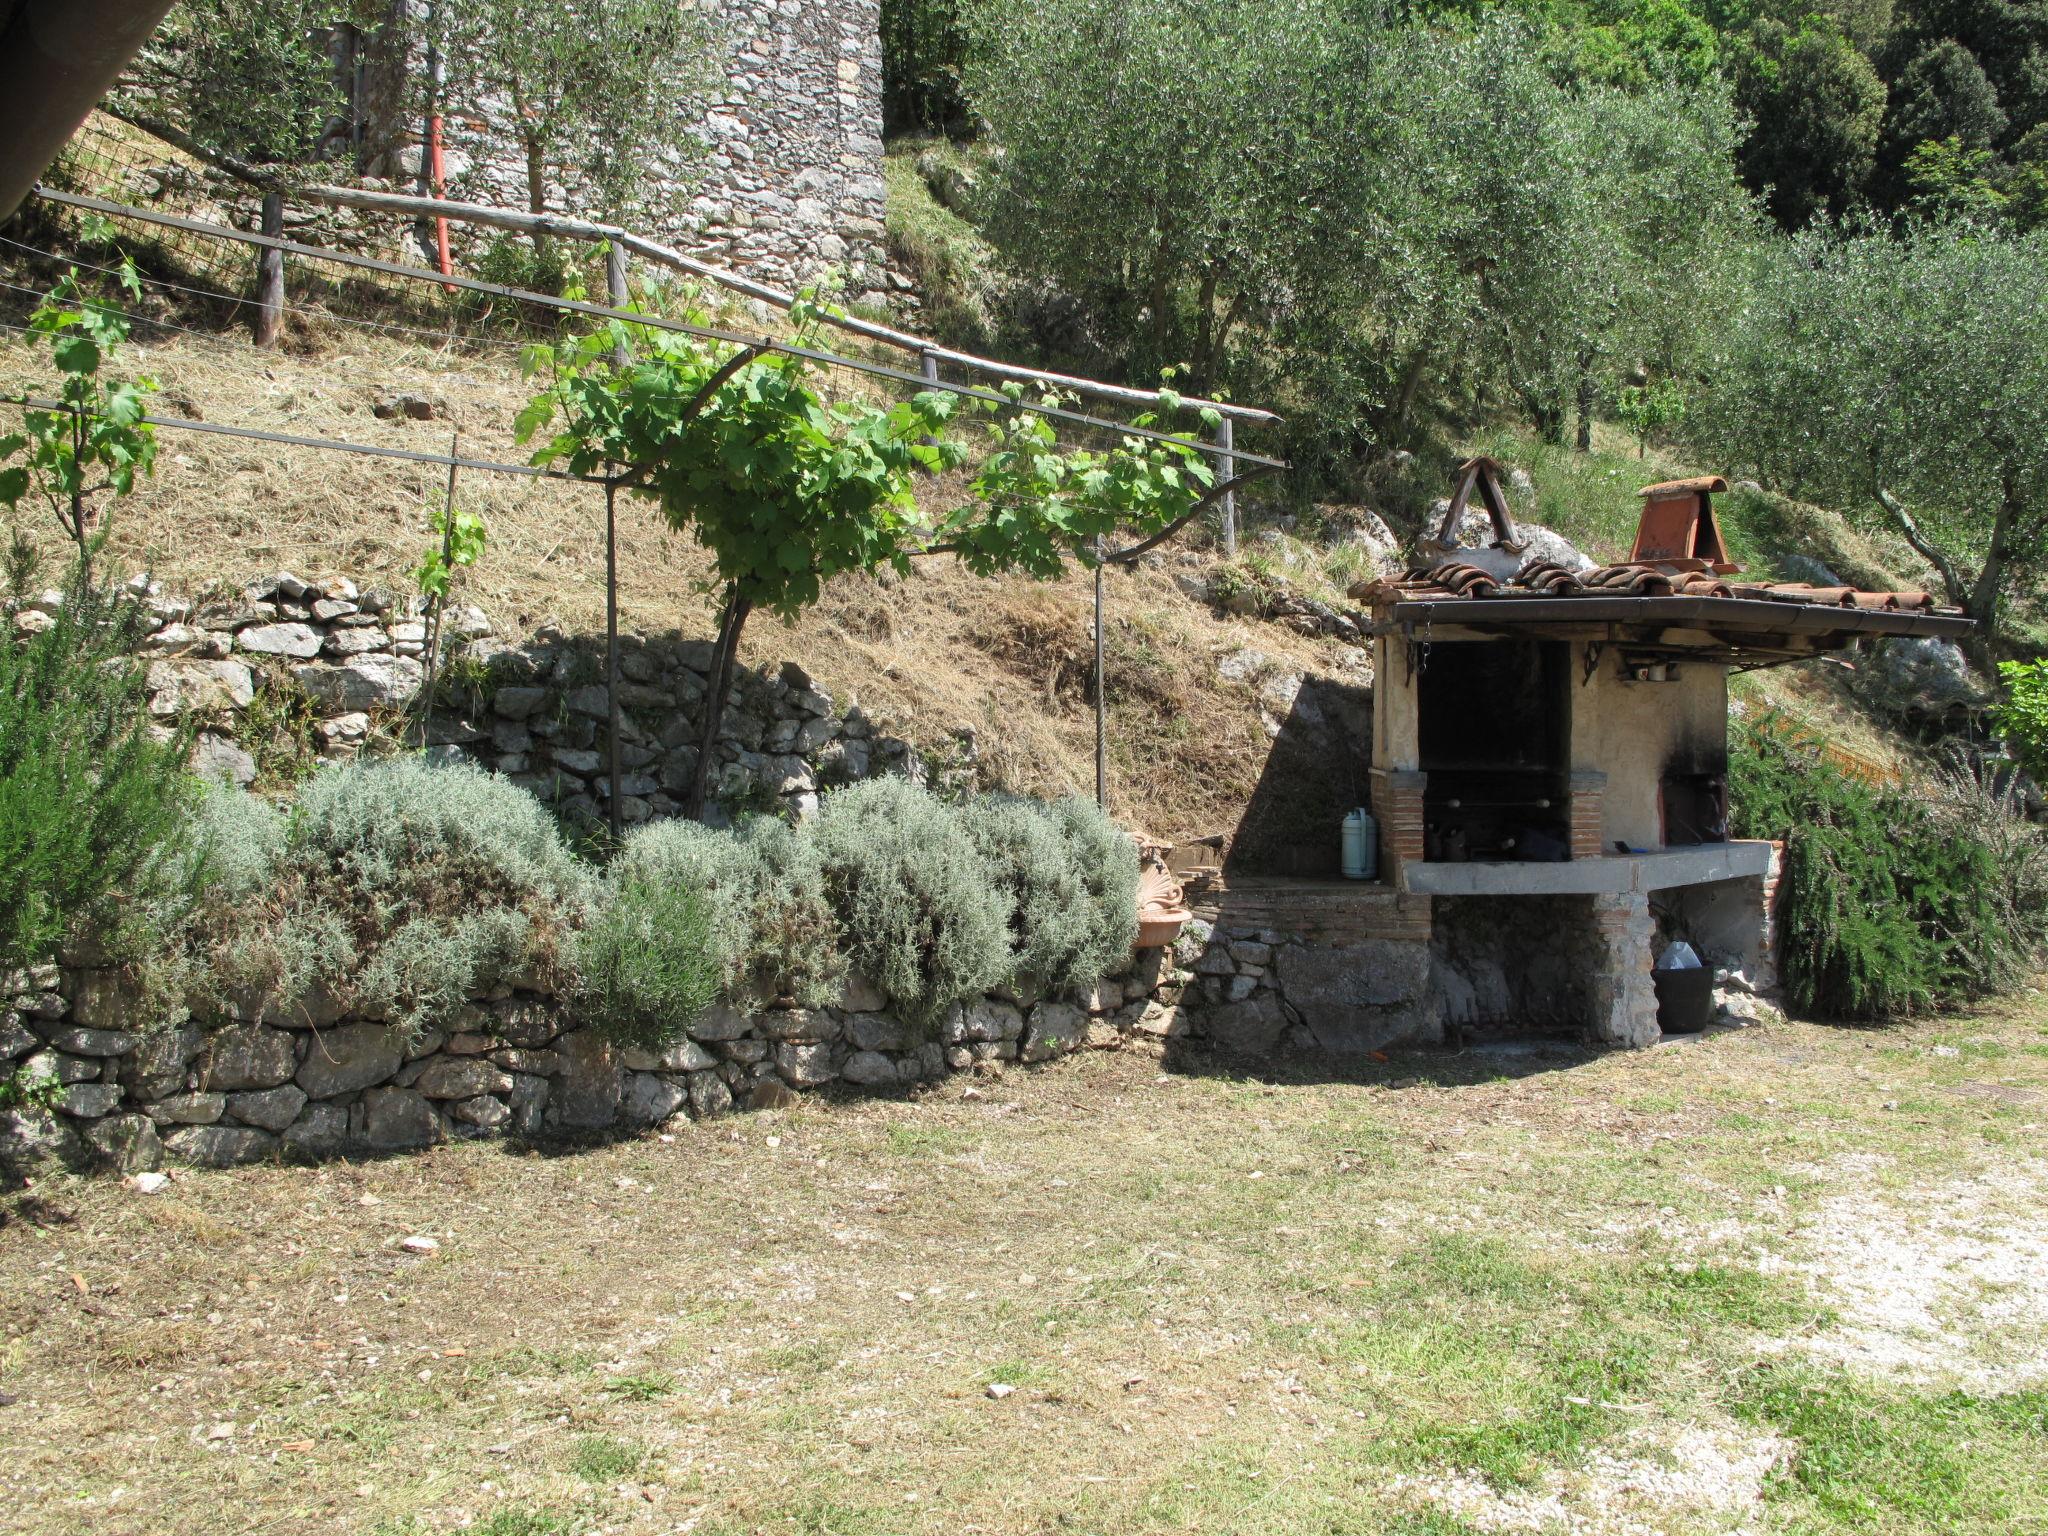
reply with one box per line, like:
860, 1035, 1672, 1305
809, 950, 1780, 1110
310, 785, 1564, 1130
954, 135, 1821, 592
0, 306, 1346, 842
5, 990, 2047, 1535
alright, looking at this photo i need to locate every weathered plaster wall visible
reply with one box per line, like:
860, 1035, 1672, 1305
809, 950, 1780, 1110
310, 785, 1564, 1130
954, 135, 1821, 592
1569, 643, 1727, 850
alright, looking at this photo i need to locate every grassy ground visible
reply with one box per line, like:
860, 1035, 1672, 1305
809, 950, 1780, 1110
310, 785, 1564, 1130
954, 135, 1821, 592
5, 992, 2046, 1536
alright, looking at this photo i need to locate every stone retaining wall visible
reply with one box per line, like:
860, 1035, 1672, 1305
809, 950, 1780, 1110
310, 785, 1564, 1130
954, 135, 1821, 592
100, 567, 952, 826
2, 957, 1178, 1173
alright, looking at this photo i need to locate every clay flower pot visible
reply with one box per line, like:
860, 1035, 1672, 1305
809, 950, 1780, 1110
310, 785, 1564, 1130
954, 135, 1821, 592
1134, 865, 1190, 949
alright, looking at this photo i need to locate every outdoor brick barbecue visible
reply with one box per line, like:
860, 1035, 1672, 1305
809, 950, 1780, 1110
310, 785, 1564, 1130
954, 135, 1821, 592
1190, 461, 1975, 1054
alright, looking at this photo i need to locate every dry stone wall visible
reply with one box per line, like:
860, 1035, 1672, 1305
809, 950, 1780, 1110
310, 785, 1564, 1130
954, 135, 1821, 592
98, 566, 948, 825
1, 958, 1166, 1173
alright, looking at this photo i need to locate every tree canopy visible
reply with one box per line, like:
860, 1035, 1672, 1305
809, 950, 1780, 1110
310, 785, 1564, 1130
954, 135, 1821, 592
1684, 223, 2048, 651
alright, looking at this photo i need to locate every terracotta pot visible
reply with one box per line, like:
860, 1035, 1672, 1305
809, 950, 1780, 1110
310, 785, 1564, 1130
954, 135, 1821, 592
1134, 866, 1190, 949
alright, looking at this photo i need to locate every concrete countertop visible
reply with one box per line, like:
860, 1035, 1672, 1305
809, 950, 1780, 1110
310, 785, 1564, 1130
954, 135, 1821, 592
1400, 840, 1774, 897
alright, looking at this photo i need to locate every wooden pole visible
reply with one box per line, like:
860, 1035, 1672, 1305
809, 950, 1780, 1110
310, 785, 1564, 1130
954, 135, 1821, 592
1218, 414, 1237, 559
253, 191, 283, 347
417, 432, 460, 748
1093, 535, 1106, 810
605, 477, 622, 847
606, 243, 629, 370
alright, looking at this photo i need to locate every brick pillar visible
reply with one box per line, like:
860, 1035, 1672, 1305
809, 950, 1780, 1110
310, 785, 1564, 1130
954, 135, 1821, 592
1585, 891, 1659, 1047
1567, 769, 1608, 861
1368, 767, 1427, 884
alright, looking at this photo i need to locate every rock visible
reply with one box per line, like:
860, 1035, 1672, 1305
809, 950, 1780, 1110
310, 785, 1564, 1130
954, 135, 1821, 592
147, 659, 254, 716
0, 1106, 83, 1165
152, 1092, 227, 1125
451, 1094, 510, 1128
508, 1074, 548, 1137
494, 685, 550, 720
164, 1124, 276, 1167
1275, 941, 1440, 1055
373, 393, 439, 421
361, 1086, 442, 1149
1854, 636, 1985, 718
85, 1115, 162, 1172
841, 1050, 900, 1086
491, 997, 563, 1047
621, 1072, 688, 1125
41, 1024, 137, 1056
756, 1008, 837, 1043
951, 999, 1024, 1044
398, 1234, 440, 1254
317, 712, 372, 746
774, 1040, 836, 1087
550, 1030, 624, 1128
225, 1085, 306, 1132
0, 1016, 34, 1060
833, 973, 885, 1015
846, 1013, 910, 1053
1201, 996, 1290, 1055
190, 733, 257, 787
620, 1039, 717, 1073
322, 627, 390, 657
281, 1103, 350, 1159
129, 1170, 170, 1192
688, 1070, 733, 1118
748, 1079, 797, 1110
55, 1081, 123, 1118
236, 622, 324, 658
292, 653, 425, 713
414, 1057, 514, 1099
117, 1024, 202, 1097
295, 1023, 403, 1097
1021, 1002, 1088, 1062
19, 1051, 94, 1087
686, 1005, 751, 1044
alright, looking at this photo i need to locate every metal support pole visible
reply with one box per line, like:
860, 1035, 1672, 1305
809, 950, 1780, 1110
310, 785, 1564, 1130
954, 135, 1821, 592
607, 244, 629, 370
605, 477, 623, 847
254, 191, 284, 347
1093, 535, 1106, 810
1218, 415, 1237, 558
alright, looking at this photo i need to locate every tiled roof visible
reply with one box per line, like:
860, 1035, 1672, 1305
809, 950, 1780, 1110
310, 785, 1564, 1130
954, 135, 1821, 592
1363, 560, 1948, 614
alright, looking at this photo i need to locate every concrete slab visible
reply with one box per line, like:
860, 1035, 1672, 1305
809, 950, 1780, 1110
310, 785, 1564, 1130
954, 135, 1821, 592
1401, 840, 1773, 897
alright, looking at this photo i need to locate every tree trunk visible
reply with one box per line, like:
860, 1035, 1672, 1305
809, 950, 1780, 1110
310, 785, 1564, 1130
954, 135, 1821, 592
520, 131, 553, 274
1574, 350, 1595, 454
685, 587, 753, 821
1381, 346, 1431, 445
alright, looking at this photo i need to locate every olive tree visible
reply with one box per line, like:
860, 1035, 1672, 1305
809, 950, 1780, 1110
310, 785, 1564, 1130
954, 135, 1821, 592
431, 0, 717, 232
1685, 223, 2048, 657
960, 4, 1752, 465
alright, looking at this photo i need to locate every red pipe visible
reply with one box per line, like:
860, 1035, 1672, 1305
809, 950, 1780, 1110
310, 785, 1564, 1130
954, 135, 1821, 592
427, 112, 452, 287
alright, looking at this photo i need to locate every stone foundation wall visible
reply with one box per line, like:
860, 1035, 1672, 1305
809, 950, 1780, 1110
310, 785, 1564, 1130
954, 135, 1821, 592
3, 961, 1165, 1174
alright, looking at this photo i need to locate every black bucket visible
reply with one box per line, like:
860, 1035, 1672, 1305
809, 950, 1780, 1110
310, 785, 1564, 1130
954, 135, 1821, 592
1652, 967, 1715, 1035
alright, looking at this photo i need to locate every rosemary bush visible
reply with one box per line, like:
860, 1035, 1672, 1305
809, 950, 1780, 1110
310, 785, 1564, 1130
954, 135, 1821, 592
962, 794, 1137, 995
811, 776, 1011, 1029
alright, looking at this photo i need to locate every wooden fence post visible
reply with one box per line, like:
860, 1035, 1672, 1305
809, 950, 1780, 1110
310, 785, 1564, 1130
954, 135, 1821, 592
1217, 414, 1237, 558
253, 191, 284, 347
606, 243, 629, 370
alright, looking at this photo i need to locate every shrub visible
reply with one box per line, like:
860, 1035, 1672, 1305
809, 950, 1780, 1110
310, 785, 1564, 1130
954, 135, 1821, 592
195, 758, 591, 1036
1993, 659, 2048, 787
962, 794, 1137, 996
1730, 714, 2047, 1019
1044, 795, 1141, 986
811, 776, 1010, 1029
0, 568, 201, 973
613, 816, 843, 1007
575, 877, 722, 1052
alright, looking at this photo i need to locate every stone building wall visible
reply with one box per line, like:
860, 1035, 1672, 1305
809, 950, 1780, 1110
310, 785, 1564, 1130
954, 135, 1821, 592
354, 0, 891, 301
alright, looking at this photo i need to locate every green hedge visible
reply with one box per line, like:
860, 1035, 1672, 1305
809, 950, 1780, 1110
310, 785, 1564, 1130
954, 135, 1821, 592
1730, 714, 2048, 1020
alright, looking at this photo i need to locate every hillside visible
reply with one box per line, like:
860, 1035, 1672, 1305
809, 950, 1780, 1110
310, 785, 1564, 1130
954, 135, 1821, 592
0, 233, 1960, 846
